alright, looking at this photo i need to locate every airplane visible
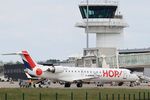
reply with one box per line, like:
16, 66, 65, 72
2, 50, 139, 87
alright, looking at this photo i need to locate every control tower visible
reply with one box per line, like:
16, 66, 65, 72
76, 0, 128, 48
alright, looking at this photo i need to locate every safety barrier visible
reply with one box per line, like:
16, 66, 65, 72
2, 91, 150, 100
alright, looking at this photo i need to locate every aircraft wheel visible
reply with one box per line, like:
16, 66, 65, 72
77, 82, 82, 87
97, 84, 103, 87
33, 84, 36, 88
130, 82, 134, 87
64, 82, 71, 87
39, 84, 42, 88
118, 82, 124, 86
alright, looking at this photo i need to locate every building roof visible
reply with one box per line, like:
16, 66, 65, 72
119, 48, 150, 54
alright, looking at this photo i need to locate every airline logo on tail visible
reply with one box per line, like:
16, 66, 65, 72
21, 51, 43, 76
2, 50, 43, 76
21, 51, 37, 70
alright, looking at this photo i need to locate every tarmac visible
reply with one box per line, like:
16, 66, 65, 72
0, 82, 19, 88
0, 82, 150, 89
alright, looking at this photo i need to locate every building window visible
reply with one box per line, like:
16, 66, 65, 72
92, 59, 96, 64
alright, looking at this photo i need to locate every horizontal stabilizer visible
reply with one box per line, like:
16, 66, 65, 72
2, 52, 28, 55
2, 50, 37, 70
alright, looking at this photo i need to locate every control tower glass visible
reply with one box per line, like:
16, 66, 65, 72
79, 6, 117, 19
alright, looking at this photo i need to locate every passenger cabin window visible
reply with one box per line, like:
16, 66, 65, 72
92, 59, 96, 64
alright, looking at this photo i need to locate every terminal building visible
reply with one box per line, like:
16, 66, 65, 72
3, 64, 27, 81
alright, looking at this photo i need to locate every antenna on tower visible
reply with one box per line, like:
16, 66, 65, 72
86, 0, 89, 48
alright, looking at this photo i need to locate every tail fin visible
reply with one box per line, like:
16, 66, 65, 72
2, 50, 37, 70
21, 50, 37, 70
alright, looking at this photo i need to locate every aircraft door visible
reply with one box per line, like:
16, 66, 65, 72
123, 71, 128, 79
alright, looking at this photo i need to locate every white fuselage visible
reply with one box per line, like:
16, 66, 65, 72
3, 50, 138, 84
28, 66, 139, 83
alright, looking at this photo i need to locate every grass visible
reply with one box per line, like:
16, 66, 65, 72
0, 88, 149, 100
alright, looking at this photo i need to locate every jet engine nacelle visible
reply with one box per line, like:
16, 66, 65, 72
47, 66, 64, 73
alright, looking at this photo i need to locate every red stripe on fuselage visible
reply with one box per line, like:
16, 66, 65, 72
22, 51, 36, 69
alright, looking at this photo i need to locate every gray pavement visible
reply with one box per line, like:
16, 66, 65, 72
0, 82, 19, 88
0, 82, 150, 89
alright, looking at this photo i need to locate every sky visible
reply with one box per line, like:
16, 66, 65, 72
0, 0, 150, 62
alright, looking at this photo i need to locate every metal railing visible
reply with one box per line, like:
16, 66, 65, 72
1, 91, 150, 100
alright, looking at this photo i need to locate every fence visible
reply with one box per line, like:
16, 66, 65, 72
1, 92, 150, 100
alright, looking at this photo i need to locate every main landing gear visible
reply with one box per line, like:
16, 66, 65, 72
64, 81, 83, 88
130, 82, 135, 87
64, 82, 71, 87
76, 82, 83, 87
